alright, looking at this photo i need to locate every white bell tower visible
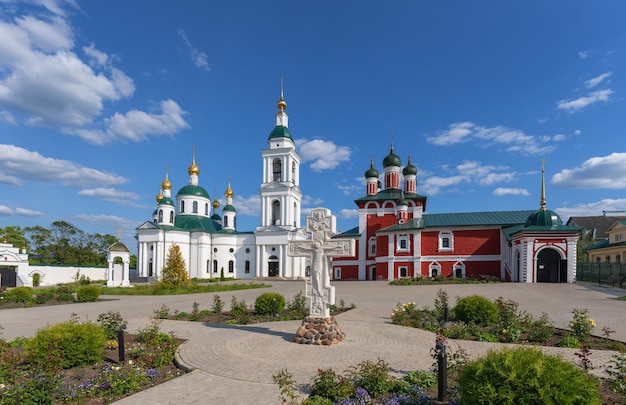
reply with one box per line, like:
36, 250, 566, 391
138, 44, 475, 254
259, 84, 302, 230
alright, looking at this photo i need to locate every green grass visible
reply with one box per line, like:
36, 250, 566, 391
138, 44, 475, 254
100, 282, 271, 296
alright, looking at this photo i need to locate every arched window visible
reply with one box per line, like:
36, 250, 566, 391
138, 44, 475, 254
192, 201, 198, 213
368, 236, 376, 256
205, 203, 209, 216
224, 216, 229, 227
293, 202, 297, 227
429, 261, 441, 278
245, 260, 250, 273
272, 158, 282, 182
291, 161, 296, 183
206, 260, 210, 273
228, 260, 234, 273
181, 201, 185, 213
272, 200, 281, 225
169, 211, 174, 223
158, 209, 163, 222
213, 260, 218, 273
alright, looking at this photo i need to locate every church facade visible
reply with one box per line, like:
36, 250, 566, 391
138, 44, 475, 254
135, 92, 308, 281
330, 153, 580, 283
135, 90, 580, 284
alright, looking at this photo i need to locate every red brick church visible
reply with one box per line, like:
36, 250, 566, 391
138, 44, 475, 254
331, 147, 579, 283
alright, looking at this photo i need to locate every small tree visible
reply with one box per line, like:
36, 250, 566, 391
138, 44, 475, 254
160, 244, 190, 288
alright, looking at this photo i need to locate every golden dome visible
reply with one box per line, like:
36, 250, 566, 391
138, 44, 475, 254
225, 182, 234, 198
188, 161, 200, 175
161, 176, 172, 191
212, 198, 220, 209
277, 98, 287, 112
156, 190, 163, 202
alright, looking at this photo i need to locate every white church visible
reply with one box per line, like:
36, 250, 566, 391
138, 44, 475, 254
135, 91, 309, 281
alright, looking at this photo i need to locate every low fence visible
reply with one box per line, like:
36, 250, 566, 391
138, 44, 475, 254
577, 262, 626, 287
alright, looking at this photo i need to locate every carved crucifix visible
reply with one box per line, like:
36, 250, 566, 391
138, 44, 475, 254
289, 208, 354, 318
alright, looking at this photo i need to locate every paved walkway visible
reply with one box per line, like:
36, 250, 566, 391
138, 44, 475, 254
1, 281, 625, 404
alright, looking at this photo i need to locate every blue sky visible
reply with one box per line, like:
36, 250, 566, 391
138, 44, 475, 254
1, 0, 626, 250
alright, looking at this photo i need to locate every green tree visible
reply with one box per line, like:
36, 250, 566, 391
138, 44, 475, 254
160, 244, 190, 288
0, 225, 28, 249
577, 231, 595, 263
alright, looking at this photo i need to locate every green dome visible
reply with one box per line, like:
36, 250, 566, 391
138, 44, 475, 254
211, 213, 222, 221
158, 196, 175, 206
223, 204, 236, 213
525, 209, 562, 228
268, 125, 293, 140
397, 197, 409, 206
176, 184, 210, 199
402, 156, 418, 176
382, 146, 401, 168
364, 160, 379, 178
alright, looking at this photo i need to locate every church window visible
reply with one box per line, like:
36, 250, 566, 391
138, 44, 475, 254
213, 260, 218, 272
368, 237, 376, 256
169, 211, 174, 223
158, 210, 163, 222
291, 161, 296, 183
606, 256, 611, 262
228, 260, 234, 273
272, 200, 281, 225
397, 235, 409, 252
399, 266, 408, 278
229, 248, 234, 253
206, 260, 210, 273
224, 216, 229, 227
245, 260, 250, 273
180, 201, 185, 213
429, 261, 441, 278
205, 203, 209, 216
192, 201, 198, 213
438, 231, 454, 252
453, 262, 465, 279
273, 158, 282, 182
293, 202, 297, 227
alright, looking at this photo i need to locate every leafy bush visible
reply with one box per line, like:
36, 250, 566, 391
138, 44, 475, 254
97, 311, 128, 339
346, 358, 396, 399
135, 320, 177, 368
211, 295, 224, 313
287, 290, 307, 312
459, 347, 600, 404
5, 286, 33, 303
526, 312, 555, 343
476, 332, 499, 342
254, 292, 286, 315
25, 319, 106, 369
570, 308, 595, 342
34, 290, 54, 304
32, 273, 41, 287
453, 295, 498, 326
311, 368, 354, 402
559, 336, 581, 348
76, 285, 101, 302
403, 370, 436, 388
55, 285, 75, 302
605, 353, 626, 398
230, 296, 250, 324
442, 322, 471, 339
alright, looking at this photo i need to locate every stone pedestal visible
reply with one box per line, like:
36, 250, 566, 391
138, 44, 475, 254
293, 316, 345, 345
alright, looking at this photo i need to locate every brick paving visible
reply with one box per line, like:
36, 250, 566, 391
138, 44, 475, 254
1, 281, 624, 404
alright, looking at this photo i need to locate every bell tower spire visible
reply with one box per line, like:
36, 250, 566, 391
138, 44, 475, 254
540, 159, 547, 211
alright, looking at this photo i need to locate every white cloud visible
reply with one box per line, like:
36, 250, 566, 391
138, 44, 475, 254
0, 205, 14, 215
78, 187, 147, 208
302, 195, 324, 206
551, 153, 626, 189
0, 5, 189, 143
297, 138, 352, 171
492, 188, 530, 196
0, 144, 128, 187
574, 129, 582, 135
420, 175, 467, 196
339, 209, 358, 219
231, 194, 260, 217
556, 89, 613, 112
578, 50, 590, 59
73, 214, 141, 234
177, 28, 210, 71
585, 72, 612, 89
15, 207, 44, 216
427, 122, 554, 155
556, 199, 626, 219
337, 184, 361, 196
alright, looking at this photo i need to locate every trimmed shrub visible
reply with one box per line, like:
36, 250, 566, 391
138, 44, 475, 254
34, 290, 54, 304
25, 320, 106, 369
459, 347, 600, 404
32, 273, 41, 287
311, 368, 354, 402
254, 292, 286, 315
55, 285, 75, 302
76, 285, 101, 302
453, 295, 498, 326
5, 286, 33, 303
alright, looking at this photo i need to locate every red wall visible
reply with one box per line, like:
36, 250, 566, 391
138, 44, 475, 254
421, 229, 501, 256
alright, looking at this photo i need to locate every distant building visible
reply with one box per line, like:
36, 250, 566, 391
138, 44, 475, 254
566, 214, 626, 242
585, 219, 626, 264
331, 156, 580, 283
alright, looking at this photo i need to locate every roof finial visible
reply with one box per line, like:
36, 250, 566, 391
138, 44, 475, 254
277, 74, 287, 112
117, 228, 123, 241
540, 159, 547, 211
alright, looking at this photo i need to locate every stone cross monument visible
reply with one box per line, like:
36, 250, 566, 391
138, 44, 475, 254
289, 208, 354, 344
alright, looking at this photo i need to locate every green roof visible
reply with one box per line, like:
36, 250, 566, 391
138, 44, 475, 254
174, 215, 219, 232
223, 204, 236, 212
268, 125, 293, 140
176, 184, 210, 198
423, 210, 536, 227
158, 196, 175, 206
355, 189, 427, 203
